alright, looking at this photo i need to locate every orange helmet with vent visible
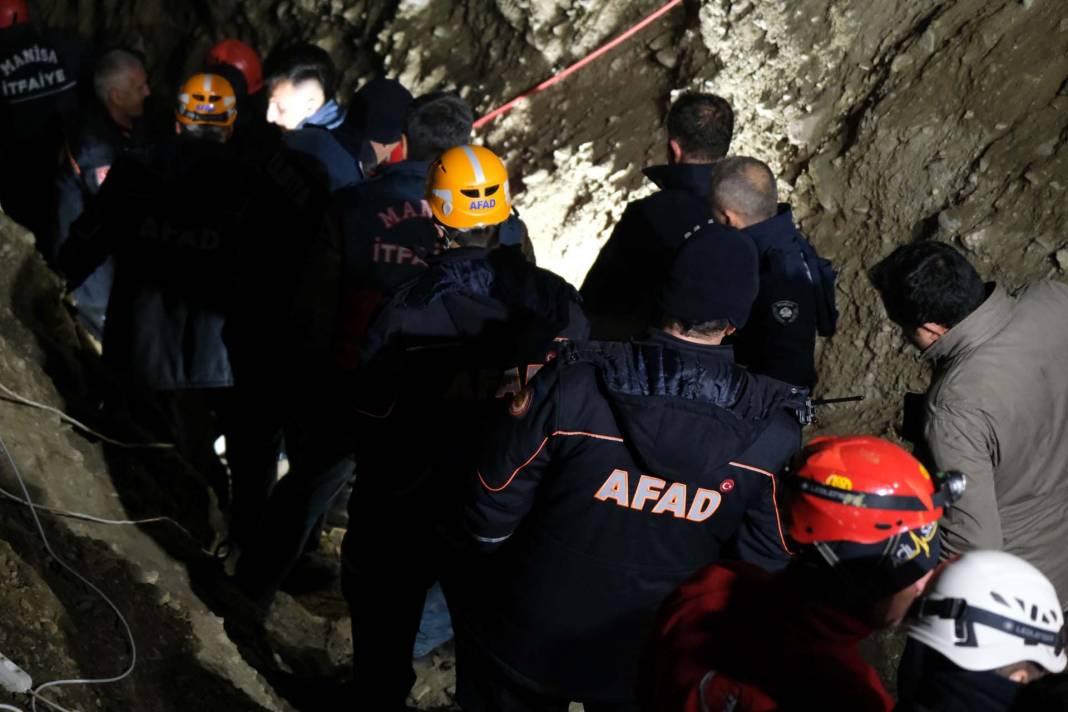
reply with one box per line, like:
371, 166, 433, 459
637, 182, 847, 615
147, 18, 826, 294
176, 73, 238, 128
0, 0, 28, 29
206, 39, 263, 94
426, 144, 511, 229
787, 435, 964, 545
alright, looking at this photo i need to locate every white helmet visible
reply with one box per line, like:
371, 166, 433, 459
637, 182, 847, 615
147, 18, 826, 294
907, 550, 1066, 673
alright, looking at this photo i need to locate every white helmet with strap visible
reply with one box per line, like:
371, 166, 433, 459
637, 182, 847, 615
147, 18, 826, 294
907, 550, 1066, 673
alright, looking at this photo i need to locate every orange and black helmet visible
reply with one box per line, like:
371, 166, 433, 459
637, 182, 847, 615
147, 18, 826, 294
426, 145, 511, 230
786, 436, 966, 596
787, 435, 963, 545
206, 39, 263, 94
176, 73, 238, 128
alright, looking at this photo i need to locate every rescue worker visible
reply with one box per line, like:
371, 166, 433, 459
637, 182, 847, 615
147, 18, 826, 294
341, 144, 588, 710
231, 84, 438, 608
709, 156, 838, 389
263, 42, 358, 190
334, 91, 468, 366
869, 241, 1068, 602
897, 550, 1066, 712
580, 92, 733, 338
462, 222, 805, 711
0, 0, 79, 239
57, 73, 280, 530
50, 48, 153, 338
643, 435, 963, 711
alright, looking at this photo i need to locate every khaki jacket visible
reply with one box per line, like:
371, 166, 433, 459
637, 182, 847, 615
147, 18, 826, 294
923, 281, 1068, 601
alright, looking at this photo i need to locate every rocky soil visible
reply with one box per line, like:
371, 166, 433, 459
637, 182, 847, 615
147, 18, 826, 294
0, 0, 1065, 709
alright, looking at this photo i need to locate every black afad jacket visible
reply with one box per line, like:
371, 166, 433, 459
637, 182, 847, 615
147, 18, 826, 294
463, 331, 807, 703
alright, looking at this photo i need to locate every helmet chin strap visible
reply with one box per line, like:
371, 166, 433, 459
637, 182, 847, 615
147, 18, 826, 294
811, 536, 903, 603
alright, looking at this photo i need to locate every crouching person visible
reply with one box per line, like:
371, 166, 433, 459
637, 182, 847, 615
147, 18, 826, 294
898, 550, 1067, 712
643, 436, 964, 711
459, 223, 807, 711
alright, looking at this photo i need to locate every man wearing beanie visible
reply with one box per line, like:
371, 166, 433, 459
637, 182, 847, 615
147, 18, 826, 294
643, 436, 962, 711
337, 76, 414, 177
460, 224, 807, 711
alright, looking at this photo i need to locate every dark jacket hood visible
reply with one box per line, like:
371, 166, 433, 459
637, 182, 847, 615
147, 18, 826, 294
561, 330, 806, 478
404, 246, 583, 358
643, 163, 715, 197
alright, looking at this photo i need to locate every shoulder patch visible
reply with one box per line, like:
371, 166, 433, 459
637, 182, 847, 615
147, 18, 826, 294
772, 300, 799, 324
509, 387, 534, 418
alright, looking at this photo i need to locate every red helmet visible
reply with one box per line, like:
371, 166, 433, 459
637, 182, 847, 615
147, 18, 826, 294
206, 39, 262, 94
787, 435, 964, 545
0, 0, 28, 29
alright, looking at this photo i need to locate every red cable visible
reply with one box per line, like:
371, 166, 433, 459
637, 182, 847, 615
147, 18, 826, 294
473, 0, 685, 131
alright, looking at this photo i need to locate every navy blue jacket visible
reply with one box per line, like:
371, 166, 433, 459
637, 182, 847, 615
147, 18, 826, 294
58, 137, 282, 390
464, 330, 806, 703
284, 99, 362, 191
333, 159, 441, 367
349, 246, 589, 501
733, 204, 838, 389
333, 160, 533, 367
580, 163, 714, 339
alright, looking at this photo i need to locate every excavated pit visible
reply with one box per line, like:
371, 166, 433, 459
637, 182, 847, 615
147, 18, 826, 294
1, 0, 1067, 709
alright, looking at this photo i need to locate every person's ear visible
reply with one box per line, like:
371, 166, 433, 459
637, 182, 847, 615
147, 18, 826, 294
174, 121, 181, 135
723, 324, 736, 337
715, 208, 744, 229
1008, 667, 1031, 684
669, 139, 684, 164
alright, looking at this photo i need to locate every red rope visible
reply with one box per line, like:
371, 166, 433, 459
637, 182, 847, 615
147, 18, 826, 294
473, 0, 685, 131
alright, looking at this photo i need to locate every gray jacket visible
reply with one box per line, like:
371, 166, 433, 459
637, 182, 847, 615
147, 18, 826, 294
922, 281, 1068, 601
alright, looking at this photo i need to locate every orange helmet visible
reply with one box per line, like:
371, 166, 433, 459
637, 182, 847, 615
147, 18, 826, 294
787, 435, 964, 545
0, 0, 28, 29
206, 39, 263, 94
176, 73, 238, 128
427, 145, 511, 230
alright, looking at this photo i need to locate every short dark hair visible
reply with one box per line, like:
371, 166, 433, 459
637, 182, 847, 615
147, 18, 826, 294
263, 42, 336, 98
660, 316, 732, 338
178, 123, 231, 143
869, 241, 986, 330
405, 93, 474, 162
709, 156, 778, 224
666, 93, 734, 161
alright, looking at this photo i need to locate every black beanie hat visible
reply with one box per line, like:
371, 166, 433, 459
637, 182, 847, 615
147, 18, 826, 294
350, 77, 413, 143
658, 222, 760, 329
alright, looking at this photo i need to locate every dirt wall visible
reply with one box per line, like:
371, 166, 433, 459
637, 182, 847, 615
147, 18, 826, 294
33, 0, 1067, 431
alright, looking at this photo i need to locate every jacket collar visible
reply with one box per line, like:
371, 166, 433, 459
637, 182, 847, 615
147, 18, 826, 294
429, 245, 491, 264
299, 99, 345, 130
743, 204, 799, 252
647, 328, 736, 362
375, 159, 430, 179
642, 163, 715, 195
922, 284, 1011, 366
